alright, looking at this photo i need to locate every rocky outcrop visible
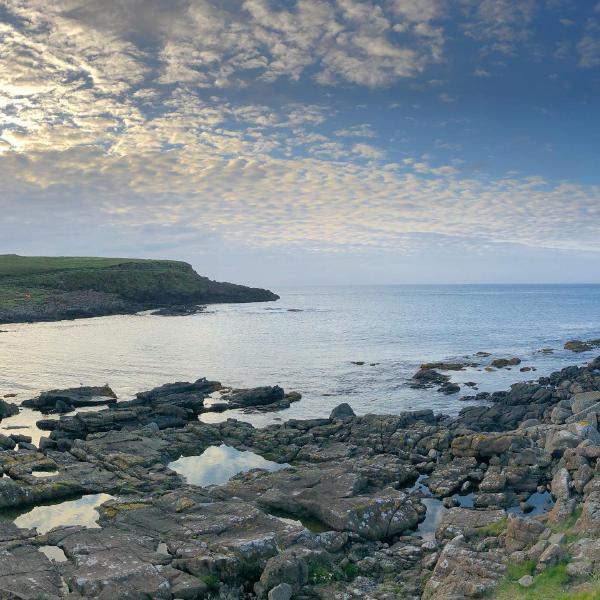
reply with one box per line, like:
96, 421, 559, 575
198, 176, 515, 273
23, 385, 117, 414
2, 356, 600, 598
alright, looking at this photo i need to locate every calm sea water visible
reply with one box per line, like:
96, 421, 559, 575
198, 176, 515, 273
1, 285, 600, 440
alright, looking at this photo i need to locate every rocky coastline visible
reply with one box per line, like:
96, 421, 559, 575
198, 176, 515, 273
2, 358, 600, 598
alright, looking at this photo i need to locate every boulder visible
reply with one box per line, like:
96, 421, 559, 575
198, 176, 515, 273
224, 386, 286, 408
268, 583, 293, 600
330, 403, 355, 420
436, 508, 506, 541
571, 391, 600, 414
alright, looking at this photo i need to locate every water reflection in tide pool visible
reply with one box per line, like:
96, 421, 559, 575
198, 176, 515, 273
39, 545, 68, 562
410, 476, 474, 541
508, 491, 554, 516
168, 444, 288, 487
2, 493, 113, 534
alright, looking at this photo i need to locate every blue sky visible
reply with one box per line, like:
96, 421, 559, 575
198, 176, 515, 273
1, 0, 599, 285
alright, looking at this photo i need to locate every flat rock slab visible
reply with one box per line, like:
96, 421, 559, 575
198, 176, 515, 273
47, 525, 206, 599
0, 542, 64, 599
211, 460, 422, 541
95, 490, 309, 587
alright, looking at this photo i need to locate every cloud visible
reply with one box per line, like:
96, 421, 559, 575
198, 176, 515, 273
0, 0, 599, 271
460, 0, 537, 54
578, 16, 600, 67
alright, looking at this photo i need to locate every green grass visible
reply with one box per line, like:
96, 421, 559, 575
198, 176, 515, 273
495, 565, 600, 600
495, 562, 574, 600
0, 255, 152, 277
476, 518, 508, 537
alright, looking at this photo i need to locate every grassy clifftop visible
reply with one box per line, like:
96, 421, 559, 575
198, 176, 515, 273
0, 255, 278, 323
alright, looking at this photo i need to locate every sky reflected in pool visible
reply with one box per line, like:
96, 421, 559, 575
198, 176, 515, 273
5, 493, 113, 534
168, 444, 288, 487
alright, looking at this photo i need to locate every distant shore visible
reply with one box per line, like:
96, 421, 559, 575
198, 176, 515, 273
0, 254, 278, 324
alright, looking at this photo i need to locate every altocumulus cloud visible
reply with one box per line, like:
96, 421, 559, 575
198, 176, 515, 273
0, 0, 599, 268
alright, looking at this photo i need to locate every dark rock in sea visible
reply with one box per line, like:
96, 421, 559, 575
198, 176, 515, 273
330, 403, 356, 419
565, 339, 600, 353
351, 361, 365, 365
410, 367, 450, 389
420, 361, 476, 371
22, 385, 117, 414
438, 382, 461, 395
224, 385, 285, 407
151, 304, 206, 316
491, 357, 522, 368
0, 398, 19, 420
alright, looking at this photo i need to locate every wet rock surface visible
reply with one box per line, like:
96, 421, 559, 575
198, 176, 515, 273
2, 357, 600, 597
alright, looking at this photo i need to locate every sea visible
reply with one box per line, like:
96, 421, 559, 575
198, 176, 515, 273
1, 284, 600, 443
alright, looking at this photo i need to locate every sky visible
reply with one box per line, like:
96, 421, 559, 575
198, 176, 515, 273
1, 0, 599, 286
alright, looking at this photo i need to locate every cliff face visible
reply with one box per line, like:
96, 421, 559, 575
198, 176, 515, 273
0, 255, 278, 323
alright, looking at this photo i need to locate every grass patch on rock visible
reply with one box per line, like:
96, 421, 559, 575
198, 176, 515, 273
494, 561, 600, 600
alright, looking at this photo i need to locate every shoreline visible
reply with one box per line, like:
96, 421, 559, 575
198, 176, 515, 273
1, 358, 600, 597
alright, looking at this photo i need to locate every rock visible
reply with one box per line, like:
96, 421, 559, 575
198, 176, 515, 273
571, 391, 600, 414
436, 508, 506, 541
550, 468, 571, 502
151, 304, 205, 316
22, 385, 117, 413
518, 575, 534, 587
422, 535, 505, 599
330, 403, 355, 419
410, 368, 450, 389
545, 429, 580, 457
212, 459, 421, 541
438, 382, 460, 395
566, 561, 593, 577
565, 339, 600, 353
224, 386, 285, 407
0, 541, 64, 599
0, 434, 16, 450
566, 421, 600, 445
420, 362, 474, 371
550, 404, 571, 424
491, 357, 521, 368
426, 457, 477, 497
0, 399, 18, 420
504, 515, 545, 552
536, 543, 563, 571
268, 582, 293, 600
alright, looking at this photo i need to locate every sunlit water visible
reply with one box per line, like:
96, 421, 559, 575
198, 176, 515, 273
1, 285, 600, 441
2, 493, 113, 534
168, 444, 287, 486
